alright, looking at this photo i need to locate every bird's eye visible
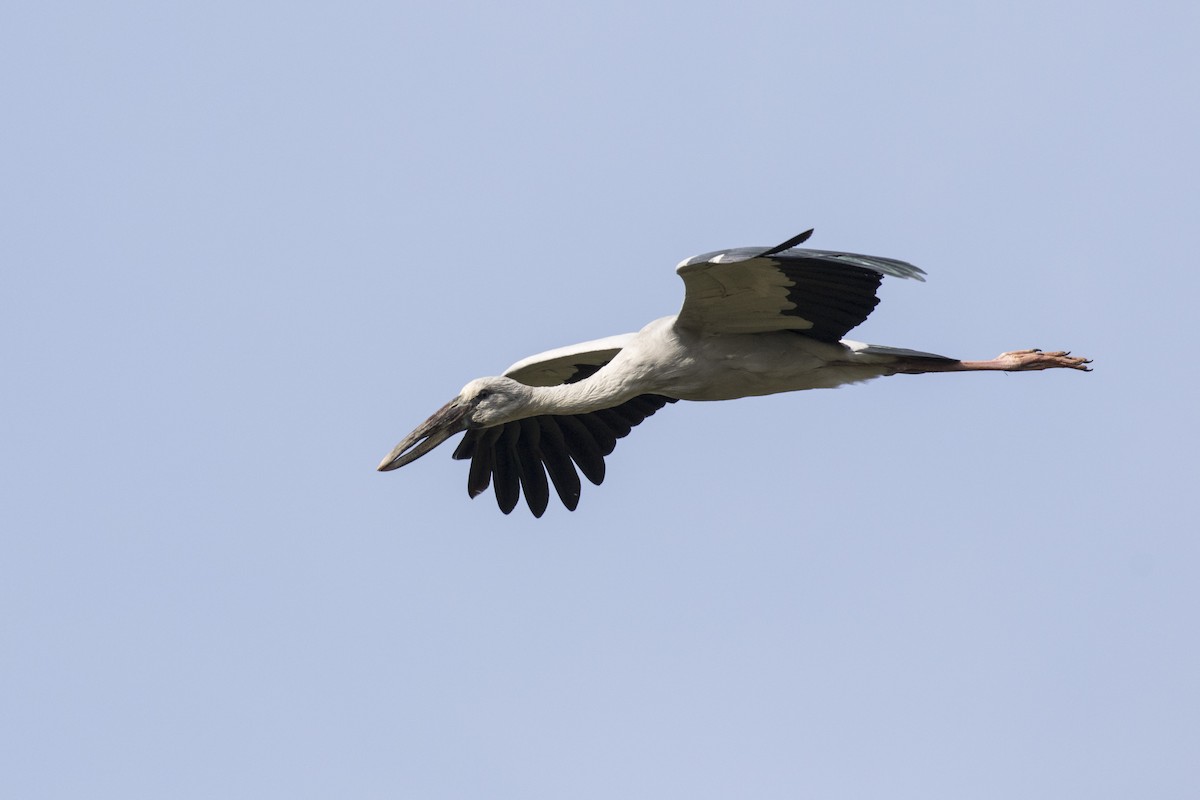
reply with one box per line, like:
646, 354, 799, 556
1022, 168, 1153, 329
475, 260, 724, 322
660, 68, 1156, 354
477, 390, 491, 400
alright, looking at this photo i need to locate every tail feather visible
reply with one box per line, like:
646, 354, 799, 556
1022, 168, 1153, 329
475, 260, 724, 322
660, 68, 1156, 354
843, 340, 956, 361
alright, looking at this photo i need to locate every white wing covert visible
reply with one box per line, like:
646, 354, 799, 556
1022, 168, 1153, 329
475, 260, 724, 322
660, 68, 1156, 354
503, 333, 636, 386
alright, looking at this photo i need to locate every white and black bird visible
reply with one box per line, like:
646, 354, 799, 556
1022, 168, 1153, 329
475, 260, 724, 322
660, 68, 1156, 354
378, 229, 1089, 516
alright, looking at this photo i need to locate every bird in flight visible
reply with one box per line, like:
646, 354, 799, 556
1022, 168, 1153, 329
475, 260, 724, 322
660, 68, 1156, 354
379, 229, 1089, 516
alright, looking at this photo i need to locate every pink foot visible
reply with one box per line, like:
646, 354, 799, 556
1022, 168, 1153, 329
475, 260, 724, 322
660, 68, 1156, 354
988, 349, 1092, 372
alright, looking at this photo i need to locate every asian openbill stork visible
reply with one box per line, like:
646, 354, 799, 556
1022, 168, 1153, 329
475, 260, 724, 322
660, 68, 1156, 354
378, 229, 1089, 516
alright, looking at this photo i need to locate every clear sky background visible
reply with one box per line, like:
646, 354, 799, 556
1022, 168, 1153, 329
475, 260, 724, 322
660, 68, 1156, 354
3, 2, 1197, 798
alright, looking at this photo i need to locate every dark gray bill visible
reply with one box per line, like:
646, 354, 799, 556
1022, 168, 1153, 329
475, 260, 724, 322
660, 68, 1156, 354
377, 398, 468, 471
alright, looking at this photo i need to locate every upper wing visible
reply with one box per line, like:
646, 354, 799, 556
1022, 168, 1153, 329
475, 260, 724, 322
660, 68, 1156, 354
451, 335, 676, 517
502, 333, 636, 386
674, 229, 926, 342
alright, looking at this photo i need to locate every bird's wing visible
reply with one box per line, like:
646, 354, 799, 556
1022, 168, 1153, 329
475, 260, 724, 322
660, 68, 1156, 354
674, 229, 926, 342
450, 334, 676, 517
502, 333, 636, 386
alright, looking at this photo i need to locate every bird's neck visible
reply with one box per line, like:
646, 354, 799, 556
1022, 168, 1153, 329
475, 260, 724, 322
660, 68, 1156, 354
525, 370, 644, 416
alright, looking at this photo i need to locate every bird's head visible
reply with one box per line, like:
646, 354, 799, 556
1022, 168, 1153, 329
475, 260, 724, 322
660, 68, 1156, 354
376, 376, 531, 472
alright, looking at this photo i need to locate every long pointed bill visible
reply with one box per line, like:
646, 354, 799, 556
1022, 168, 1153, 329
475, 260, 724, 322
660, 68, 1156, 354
377, 398, 469, 472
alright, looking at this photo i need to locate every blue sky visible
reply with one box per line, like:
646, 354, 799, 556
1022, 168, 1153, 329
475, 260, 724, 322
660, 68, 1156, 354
3, 2, 1197, 798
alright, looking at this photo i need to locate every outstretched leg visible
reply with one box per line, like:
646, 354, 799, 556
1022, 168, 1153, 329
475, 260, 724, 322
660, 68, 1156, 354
891, 349, 1092, 375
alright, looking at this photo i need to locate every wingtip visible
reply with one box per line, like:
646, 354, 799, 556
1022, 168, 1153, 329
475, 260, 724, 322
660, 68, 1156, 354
758, 228, 815, 258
